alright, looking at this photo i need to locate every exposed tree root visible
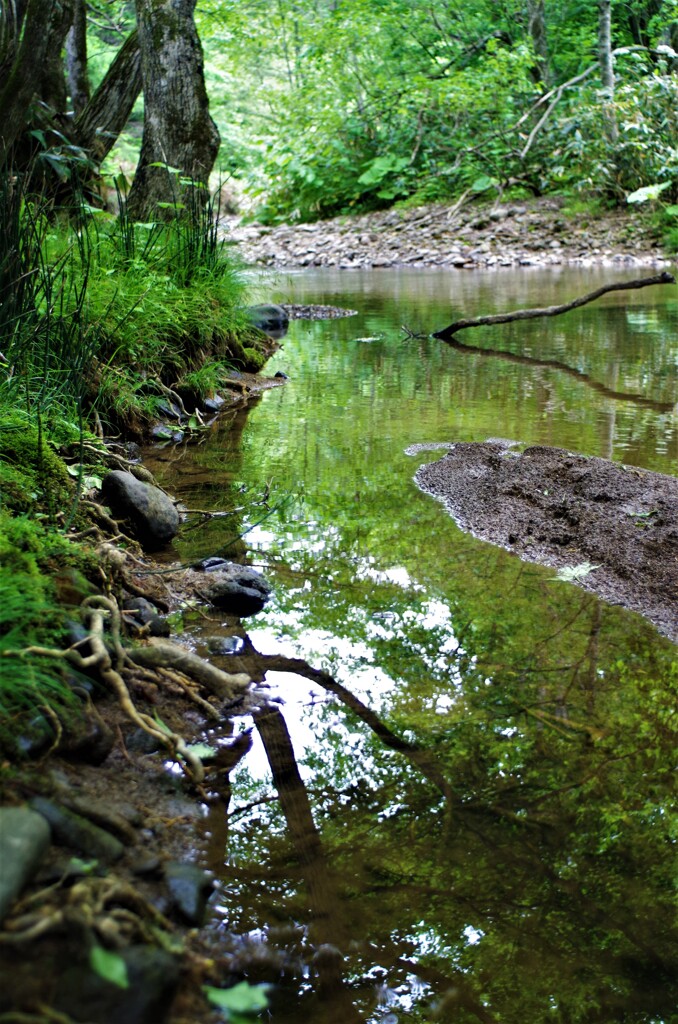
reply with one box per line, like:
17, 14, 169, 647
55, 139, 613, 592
2, 595, 252, 783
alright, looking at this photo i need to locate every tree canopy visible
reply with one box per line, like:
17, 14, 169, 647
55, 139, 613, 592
2, 0, 678, 220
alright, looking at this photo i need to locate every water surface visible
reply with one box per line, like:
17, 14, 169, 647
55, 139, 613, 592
149, 268, 678, 1023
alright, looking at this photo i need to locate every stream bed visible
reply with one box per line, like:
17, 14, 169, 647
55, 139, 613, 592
147, 268, 678, 1023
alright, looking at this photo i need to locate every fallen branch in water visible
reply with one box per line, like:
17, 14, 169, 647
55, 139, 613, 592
432, 271, 675, 339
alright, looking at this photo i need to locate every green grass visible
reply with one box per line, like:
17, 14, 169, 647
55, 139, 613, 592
0, 171, 275, 734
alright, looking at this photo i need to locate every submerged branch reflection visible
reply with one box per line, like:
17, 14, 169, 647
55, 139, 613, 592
443, 335, 675, 412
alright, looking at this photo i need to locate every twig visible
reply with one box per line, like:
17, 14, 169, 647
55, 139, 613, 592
432, 272, 675, 339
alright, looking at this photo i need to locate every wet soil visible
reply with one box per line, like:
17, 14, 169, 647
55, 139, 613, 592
225, 196, 673, 271
415, 440, 678, 642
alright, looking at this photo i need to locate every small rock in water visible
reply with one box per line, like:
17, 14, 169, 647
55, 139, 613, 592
193, 561, 272, 616
206, 635, 246, 655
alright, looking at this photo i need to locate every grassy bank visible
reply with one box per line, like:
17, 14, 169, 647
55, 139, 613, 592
0, 175, 273, 748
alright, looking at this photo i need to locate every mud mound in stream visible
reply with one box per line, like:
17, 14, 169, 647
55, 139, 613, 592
415, 440, 678, 641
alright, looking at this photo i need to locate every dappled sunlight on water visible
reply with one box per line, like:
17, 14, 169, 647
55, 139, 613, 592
147, 269, 678, 1023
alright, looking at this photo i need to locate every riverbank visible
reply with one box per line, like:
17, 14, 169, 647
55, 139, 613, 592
415, 441, 678, 643
225, 196, 672, 271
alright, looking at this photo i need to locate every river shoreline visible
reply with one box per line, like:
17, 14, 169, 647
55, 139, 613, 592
225, 195, 673, 271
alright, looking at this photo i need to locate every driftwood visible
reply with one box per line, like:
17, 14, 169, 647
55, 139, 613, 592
432, 271, 675, 339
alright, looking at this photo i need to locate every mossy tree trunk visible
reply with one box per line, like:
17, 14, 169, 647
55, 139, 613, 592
126, 0, 220, 222
73, 29, 142, 163
0, 0, 70, 166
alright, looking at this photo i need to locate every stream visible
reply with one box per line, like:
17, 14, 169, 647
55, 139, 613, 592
146, 268, 678, 1023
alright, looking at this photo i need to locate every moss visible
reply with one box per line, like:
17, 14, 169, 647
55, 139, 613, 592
241, 347, 268, 372
0, 460, 37, 513
0, 425, 74, 515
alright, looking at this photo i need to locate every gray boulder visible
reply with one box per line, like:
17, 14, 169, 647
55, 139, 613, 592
192, 558, 272, 616
101, 471, 180, 549
247, 302, 289, 332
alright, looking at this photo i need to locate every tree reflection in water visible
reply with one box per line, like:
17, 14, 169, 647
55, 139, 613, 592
199, 619, 678, 1024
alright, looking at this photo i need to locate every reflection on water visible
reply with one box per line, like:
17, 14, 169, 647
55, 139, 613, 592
147, 269, 678, 1022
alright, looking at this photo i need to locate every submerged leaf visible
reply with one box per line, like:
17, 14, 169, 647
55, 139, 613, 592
203, 981, 269, 1016
550, 561, 600, 582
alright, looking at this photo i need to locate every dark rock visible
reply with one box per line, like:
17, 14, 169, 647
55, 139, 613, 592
123, 598, 171, 637
15, 714, 55, 758
0, 807, 51, 923
146, 614, 171, 637
206, 634, 245, 655
274, 370, 289, 379
203, 395, 225, 412
155, 399, 182, 421
197, 556, 229, 571
193, 561, 272, 616
164, 861, 215, 926
123, 597, 157, 624
101, 471, 180, 549
150, 423, 176, 441
247, 302, 289, 332
125, 727, 163, 754
55, 945, 180, 1024
58, 712, 115, 766
29, 796, 125, 861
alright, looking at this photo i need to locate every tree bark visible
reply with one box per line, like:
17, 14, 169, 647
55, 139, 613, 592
34, 0, 74, 114
73, 29, 142, 163
0, 0, 63, 164
65, 0, 90, 115
126, 0, 220, 222
598, 0, 619, 142
527, 0, 549, 84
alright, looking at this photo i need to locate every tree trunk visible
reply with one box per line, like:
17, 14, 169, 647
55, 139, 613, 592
65, 0, 90, 115
0, 0, 63, 165
527, 0, 549, 84
37, 0, 74, 113
73, 29, 142, 162
126, 0, 220, 222
598, 0, 619, 144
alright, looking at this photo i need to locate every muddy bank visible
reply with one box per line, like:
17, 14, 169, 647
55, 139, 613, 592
225, 196, 672, 271
414, 441, 678, 641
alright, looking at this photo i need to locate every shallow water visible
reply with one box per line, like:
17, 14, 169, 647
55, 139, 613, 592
149, 268, 678, 1023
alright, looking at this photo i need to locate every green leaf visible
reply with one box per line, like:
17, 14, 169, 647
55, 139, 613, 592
149, 162, 183, 174
90, 945, 129, 989
186, 741, 217, 759
626, 182, 671, 204
471, 174, 498, 193
203, 981, 269, 1016
550, 561, 600, 583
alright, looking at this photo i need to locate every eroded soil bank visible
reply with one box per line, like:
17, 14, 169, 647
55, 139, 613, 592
415, 440, 678, 641
226, 196, 672, 270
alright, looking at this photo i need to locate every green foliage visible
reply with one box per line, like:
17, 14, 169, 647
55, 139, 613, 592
89, 945, 130, 989
204, 981, 269, 1022
198, 0, 678, 218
